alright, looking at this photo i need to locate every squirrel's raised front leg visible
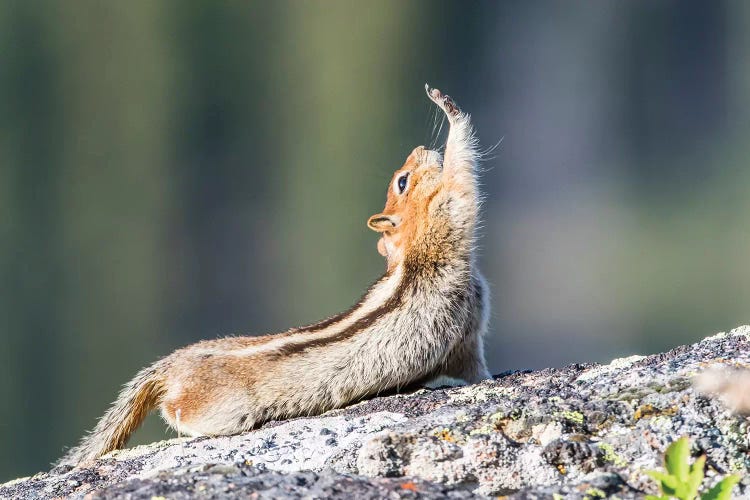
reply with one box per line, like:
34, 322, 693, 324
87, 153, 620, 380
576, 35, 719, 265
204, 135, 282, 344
425, 85, 479, 191
425, 85, 481, 244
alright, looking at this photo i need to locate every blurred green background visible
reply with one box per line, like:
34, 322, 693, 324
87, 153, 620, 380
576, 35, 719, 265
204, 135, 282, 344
2, 0, 749, 480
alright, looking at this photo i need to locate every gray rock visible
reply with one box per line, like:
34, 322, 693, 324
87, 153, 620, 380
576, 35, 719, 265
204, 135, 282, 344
3, 326, 749, 499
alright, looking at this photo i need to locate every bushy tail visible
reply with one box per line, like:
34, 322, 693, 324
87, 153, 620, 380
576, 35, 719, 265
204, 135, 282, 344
56, 362, 165, 467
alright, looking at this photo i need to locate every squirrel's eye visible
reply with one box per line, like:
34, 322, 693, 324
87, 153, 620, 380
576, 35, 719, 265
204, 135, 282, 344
397, 173, 409, 194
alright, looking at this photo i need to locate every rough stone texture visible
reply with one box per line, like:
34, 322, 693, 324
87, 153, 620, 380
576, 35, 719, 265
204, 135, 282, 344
3, 326, 749, 499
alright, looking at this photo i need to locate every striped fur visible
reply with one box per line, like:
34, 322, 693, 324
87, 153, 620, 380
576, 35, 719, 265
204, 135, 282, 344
57, 86, 491, 466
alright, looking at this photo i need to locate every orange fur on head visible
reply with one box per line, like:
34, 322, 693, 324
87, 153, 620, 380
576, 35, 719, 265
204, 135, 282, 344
368, 146, 444, 270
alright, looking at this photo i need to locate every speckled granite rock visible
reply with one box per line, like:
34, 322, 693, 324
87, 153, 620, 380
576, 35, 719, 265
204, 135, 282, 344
3, 326, 749, 499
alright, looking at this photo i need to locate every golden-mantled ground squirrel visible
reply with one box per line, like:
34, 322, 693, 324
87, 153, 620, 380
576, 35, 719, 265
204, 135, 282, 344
58, 86, 491, 466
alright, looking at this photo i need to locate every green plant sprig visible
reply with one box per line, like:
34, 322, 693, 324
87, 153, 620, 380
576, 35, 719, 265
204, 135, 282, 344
645, 437, 740, 500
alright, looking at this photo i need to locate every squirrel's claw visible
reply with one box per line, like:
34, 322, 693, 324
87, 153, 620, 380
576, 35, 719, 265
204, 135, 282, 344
425, 84, 461, 120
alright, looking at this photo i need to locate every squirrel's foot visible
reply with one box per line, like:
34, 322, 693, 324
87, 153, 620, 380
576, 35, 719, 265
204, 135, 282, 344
425, 84, 462, 121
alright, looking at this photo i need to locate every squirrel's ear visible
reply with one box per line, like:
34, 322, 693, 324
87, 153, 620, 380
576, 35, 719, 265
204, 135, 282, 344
367, 213, 400, 232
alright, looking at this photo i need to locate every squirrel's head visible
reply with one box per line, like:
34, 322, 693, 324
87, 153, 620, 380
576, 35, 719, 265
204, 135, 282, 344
368, 145, 444, 268
368, 85, 476, 271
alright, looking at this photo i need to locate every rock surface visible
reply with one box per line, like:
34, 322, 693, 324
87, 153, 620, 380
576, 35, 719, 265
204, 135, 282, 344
3, 327, 749, 499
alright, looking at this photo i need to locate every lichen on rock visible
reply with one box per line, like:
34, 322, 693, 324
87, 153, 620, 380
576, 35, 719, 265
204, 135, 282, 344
2, 326, 749, 499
